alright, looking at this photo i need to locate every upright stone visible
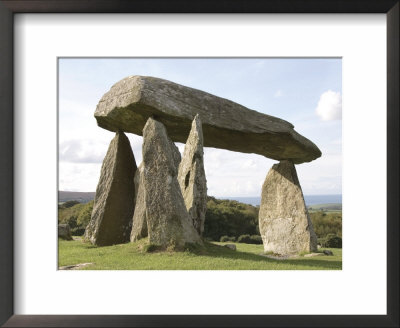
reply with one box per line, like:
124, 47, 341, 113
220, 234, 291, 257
130, 163, 148, 241
131, 131, 181, 243
142, 117, 202, 248
178, 114, 207, 235
258, 160, 317, 255
84, 131, 137, 246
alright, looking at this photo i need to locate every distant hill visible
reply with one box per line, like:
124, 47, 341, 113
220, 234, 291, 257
224, 195, 341, 207
58, 191, 342, 213
59, 191, 95, 203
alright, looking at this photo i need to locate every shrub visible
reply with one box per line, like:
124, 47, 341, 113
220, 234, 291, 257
71, 227, 85, 236
237, 234, 251, 243
60, 200, 80, 209
77, 200, 93, 227
220, 235, 236, 242
250, 235, 263, 244
325, 235, 342, 248
220, 235, 229, 242
203, 197, 259, 242
310, 212, 342, 239
318, 234, 342, 248
237, 234, 263, 244
58, 201, 93, 236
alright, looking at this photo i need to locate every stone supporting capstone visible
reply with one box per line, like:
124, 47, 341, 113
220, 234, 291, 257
258, 160, 317, 255
84, 131, 137, 246
130, 163, 148, 241
141, 117, 202, 249
178, 114, 207, 235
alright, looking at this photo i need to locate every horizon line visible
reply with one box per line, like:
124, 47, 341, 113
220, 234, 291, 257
58, 190, 342, 197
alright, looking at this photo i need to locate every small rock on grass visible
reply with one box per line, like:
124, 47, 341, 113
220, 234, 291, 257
58, 224, 73, 241
304, 253, 324, 257
224, 244, 236, 251
59, 263, 93, 270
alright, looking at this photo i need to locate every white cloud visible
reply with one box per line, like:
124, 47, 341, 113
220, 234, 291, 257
203, 148, 274, 197
59, 134, 143, 165
315, 90, 342, 121
59, 162, 102, 191
176, 142, 185, 155
274, 89, 283, 98
296, 152, 342, 195
331, 138, 342, 145
126, 134, 144, 163
59, 139, 107, 163
241, 159, 257, 169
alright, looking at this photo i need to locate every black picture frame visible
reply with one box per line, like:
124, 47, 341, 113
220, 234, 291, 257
0, 1, 398, 327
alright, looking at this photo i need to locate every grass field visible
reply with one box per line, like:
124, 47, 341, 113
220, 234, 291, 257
58, 238, 342, 270
307, 203, 342, 212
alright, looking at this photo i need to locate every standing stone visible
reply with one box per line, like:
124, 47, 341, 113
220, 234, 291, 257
259, 160, 317, 255
84, 131, 137, 246
142, 117, 202, 249
130, 163, 148, 241
169, 134, 182, 169
131, 130, 182, 243
178, 114, 207, 235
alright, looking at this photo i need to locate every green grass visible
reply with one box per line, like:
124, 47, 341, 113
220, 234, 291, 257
58, 238, 342, 270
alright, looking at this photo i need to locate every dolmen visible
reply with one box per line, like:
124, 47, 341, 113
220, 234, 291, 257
84, 75, 321, 255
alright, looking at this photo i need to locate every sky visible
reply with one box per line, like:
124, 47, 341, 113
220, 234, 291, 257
58, 58, 342, 197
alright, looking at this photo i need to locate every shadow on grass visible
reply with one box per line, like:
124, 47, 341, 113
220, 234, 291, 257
82, 244, 98, 249
196, 243, 342, 270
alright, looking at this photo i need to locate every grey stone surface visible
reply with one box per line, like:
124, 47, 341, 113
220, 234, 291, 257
130, 127, 181, 243
170, 137, 182, 169
224, 244, 237, 251
58, 224, 72, 240
95, 75, 321, 164
259, 160, 317, 255
84, 131, 137, 246
178, 114, 207, 235
130, 163, 148, 242
141, 117, 202, 249
59, 263, 94, 270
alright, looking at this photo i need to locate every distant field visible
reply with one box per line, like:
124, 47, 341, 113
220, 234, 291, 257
308, 203, 342, 212
58, 191, 342, 210
58, 238, 342, 270
59, 191, 95, 203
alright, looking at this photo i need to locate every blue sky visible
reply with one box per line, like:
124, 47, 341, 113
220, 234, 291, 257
58, 58, 342, 196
